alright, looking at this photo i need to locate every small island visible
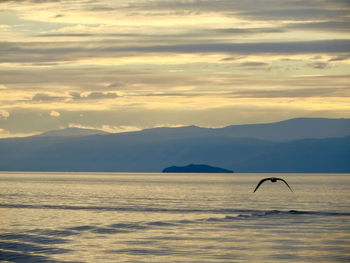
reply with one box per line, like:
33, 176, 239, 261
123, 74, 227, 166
162, 164, 234, 173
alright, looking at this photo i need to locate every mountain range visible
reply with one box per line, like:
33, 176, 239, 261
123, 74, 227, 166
0, 118, 349, 173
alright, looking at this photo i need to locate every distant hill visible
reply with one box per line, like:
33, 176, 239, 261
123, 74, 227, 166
101, 117, 350, 142
236, 136, 350, 173
163, 164, 234, 173
30, 117, 350, 141
217, 118, 350, 141
39, 127, 109, 137
0, 118, 349, 172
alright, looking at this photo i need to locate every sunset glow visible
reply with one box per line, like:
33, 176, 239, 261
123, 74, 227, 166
1, 0, 350, 137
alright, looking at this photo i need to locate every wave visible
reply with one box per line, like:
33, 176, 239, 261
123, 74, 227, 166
1, 207, 350, 254
237, 209, 350, 217
2, 208, 349, 245
1, 204, 350, 217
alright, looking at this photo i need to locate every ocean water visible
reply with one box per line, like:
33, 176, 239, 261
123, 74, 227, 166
1, 172, 350, 263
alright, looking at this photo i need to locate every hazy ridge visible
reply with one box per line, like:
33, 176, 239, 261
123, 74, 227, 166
0, 118, 349, 172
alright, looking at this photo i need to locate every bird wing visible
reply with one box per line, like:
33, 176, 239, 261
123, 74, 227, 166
253, 178, 270, 193
276, 178, 293, 192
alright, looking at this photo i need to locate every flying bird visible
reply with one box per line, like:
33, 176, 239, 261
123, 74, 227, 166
253, 177, 293, 193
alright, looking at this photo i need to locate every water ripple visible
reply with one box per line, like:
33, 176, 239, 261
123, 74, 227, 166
1, 204, 349, 217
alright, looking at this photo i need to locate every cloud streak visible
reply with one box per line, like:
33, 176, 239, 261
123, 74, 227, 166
32, 93, 67, 102
70, 92, 118, 100
2, 39, 350, 64
229, 87, 350, 98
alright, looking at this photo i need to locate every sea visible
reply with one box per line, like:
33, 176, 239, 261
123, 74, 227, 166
0, 172, 350, 263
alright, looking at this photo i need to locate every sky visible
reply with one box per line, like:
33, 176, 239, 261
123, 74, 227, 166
0, 0, 350, 137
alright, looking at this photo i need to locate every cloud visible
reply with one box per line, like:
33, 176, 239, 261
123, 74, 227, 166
239, 62, 269, 67
123, 40, 350, 54
70, 92, 82, 100
37, 33, 95, 37
238, 8, 349, 21
86, 92, 118, 99
106, 82, 120, 89
286, 21, 350, 32
91, 85, 350, 99
2, 39, 350, 64
220, 56, 244, 62
127, 0, 350, 21
67, 123, 141, 133
0, 0, 61, 2
32, 93, 67, 101
35, 26, 285, 39
0, 67, 208, 94
216, 28, 285, 34
134, 92, 205, 98
328, 54, 350, 62
134, 86, 350, 99
307, 62, 330, 69
230, 87, 350, 98
70, 92, 118, 100
0, 128, 40, 138
49, 110, 60, 117
0, 110, 10, 119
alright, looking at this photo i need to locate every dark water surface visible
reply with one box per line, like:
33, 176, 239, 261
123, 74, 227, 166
1, 172, 350, 262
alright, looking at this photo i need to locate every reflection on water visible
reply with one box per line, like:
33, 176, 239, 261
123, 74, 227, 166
1, 172, 350, 262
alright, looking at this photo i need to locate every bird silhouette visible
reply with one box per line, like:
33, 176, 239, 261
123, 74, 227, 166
253, 177, 293, 193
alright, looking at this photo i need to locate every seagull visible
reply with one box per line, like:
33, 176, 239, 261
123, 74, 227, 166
253, 177, 293, 193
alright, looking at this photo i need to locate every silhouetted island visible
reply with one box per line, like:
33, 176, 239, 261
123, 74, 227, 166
162, 164, 234, 173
